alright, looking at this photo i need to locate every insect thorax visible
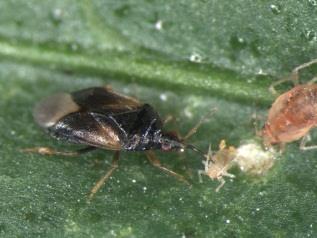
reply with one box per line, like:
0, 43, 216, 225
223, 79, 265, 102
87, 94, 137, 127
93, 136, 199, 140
123, 130, 162, 151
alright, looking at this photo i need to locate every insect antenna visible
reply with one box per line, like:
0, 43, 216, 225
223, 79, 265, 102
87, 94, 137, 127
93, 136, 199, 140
181, 108, 218, 159
186, 144, 205, 158
182, 108, 218, 141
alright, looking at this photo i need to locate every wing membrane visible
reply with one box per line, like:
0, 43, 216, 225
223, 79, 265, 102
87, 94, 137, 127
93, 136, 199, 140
48, 112, 122, 150
71, 87, 142, 113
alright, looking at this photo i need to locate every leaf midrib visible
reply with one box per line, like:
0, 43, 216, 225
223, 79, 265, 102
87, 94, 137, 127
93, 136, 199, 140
0, 39, 273, 106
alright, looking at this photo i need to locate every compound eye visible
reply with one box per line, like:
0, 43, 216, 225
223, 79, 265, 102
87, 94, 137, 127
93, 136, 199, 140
161, 140, 172, 151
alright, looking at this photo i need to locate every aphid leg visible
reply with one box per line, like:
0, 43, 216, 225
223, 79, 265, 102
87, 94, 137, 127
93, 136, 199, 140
205, 145, 214, 166
214, 169, 235, 192
299, 134, 317, 150
278, 143, 286, 153
269, 76, 297, 95
145, 150, 190, 186
270, 58, 317, 94
198, 146, 212, 183
183, 108, 217, 141
198, 170, 206, 183
22, 146, 96, 156
223, 171, 235, 179
308, 76, 317, 85
251, 111, 264, 137
292, 58, 317, 81
88, 151, 120, 201
215, 178, 226, 192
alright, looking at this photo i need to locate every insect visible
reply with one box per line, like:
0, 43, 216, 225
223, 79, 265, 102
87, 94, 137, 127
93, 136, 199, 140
262, 58, 317, 150
198, 140, 236, 192
24, 86, 208, 199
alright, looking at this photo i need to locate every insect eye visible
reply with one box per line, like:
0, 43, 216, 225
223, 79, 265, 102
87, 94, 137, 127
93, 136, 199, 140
161, 140, 172, 151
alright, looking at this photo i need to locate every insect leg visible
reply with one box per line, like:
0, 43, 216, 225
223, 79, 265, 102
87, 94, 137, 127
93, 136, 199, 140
270, 59, 317, 94
88, 151, 120, 201
250, 111, 264, 137
299, 134, 317, 150
145, 150, 190, 186
182, 108, 217, 141
22, 146, 96, 156
215, 178, 226, 192
163, 115, 174, 125
292, 58, 317, 81
269, 76, 298, 95
308, 76, 317, 85
223, 171, 236, 178
198, 170, 205, 183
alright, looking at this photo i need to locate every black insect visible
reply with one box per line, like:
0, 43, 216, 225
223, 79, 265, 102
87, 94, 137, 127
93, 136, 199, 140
25, 86, 207, 199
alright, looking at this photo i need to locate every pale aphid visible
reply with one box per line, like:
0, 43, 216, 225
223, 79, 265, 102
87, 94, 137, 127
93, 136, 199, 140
198, 140, 236, 192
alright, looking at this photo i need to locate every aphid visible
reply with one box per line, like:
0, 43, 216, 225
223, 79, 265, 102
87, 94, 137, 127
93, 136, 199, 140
262, 58, 317, 150
24, 86, 208, 199
198, 140, 236, 192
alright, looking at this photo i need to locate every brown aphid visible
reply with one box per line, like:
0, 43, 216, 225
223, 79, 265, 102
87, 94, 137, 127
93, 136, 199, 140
198, 140, 236, 192
262, 59, 317, 150
262, 84, 317, 149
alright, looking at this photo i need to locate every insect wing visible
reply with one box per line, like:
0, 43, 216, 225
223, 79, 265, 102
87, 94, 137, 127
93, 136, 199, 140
48, 111, 122, 150
34, 87, 163, 151
71, 87, 142, 113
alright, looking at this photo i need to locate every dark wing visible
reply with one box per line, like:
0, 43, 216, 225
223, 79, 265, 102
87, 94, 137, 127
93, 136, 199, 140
48, 111, 123, 150
71, 87, 142, 113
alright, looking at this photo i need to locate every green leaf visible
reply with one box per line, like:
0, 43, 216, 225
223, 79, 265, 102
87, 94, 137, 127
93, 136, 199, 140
1, 1, 317, 237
